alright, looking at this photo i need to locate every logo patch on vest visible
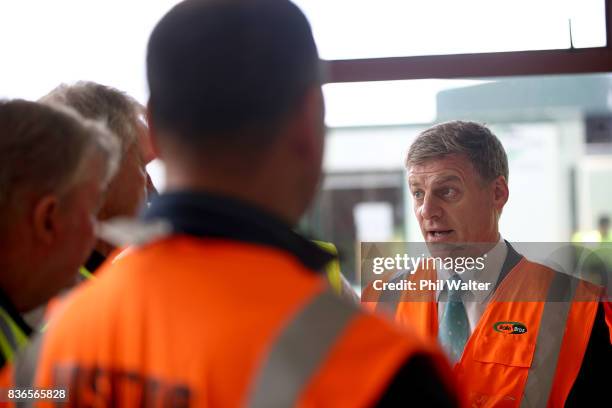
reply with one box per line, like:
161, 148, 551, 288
493, 321, 527, 335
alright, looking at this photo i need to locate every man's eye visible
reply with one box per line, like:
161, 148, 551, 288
413, 190, 424, 199
441, 188, 458, 198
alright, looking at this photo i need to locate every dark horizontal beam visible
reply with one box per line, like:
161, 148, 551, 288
325, 47, 612, 83
326, 0, 612, 83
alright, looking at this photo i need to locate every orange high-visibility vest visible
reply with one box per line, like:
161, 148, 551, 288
368, 257, 607, 408
34, 237, 453, 407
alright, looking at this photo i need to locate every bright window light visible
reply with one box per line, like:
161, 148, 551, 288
0, 0, 181, 102
293, 0, 606, 60
323, 79, 490, 127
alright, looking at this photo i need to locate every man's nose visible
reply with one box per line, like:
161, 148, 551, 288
420, 193, 442, 220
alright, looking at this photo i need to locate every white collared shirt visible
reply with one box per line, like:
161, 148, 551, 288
436, 236, 508, 334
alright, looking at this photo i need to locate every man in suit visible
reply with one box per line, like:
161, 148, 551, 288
370, 120, 610, 407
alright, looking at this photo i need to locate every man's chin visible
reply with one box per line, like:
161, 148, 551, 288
425, 241, 462, 258
426, 241, 496, 260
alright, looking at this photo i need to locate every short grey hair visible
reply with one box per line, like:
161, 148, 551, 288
406, 120, 509, 182
0, 99, 120, 218
39, 81, 143, 154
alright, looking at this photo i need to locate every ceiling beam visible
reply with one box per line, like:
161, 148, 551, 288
325, 0, 612, 83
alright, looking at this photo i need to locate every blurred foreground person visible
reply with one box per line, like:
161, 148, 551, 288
41, 82, 154, 276
0, 100, 119, 368
33, 1, 458, 406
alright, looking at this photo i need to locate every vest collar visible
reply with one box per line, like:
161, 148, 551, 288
435, 237, 509, 302
0, 288, 32, 337
142, 191, 334, 273
496, 241, 523, 288
84, 250, 106, 275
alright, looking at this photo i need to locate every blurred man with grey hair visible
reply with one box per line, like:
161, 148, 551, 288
40, 81, 155, 276
0, 99, 119, 368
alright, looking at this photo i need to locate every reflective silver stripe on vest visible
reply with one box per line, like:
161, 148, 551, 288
520, 272, 578, 408
0, 310, 19, 352
247, 289, 358, 408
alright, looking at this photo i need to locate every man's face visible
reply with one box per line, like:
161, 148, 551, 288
408, 154, 507, 247
49, 156, 107, 295
0, 155, 108, 312
136, 115, 156, 165
98, 138, 147, 221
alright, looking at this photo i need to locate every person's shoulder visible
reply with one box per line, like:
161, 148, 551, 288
351, 303, 459, 407
51, 269, 110, 313
345, 298, 436, 354
314, 296, 457, 406
44, 247, 151, 338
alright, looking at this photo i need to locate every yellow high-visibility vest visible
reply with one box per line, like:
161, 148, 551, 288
79, 266, 95, 280
0, 306, 28, 367
313, 241, 342, 295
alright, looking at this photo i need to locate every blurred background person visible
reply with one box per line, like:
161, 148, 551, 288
572, 214, 612, 288
0, 99, 119, 369
572, 214, 611, 243
32, 1, 458, 406
40, 81, 156, 276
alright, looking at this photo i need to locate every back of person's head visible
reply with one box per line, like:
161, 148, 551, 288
0, 99, 119, 311
147, 0, 325, 223
147, 0, 321, 150
40, 81, 149, 220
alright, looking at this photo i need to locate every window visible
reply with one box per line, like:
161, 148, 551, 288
293, 0, 606, 60
304, 73, 612, 284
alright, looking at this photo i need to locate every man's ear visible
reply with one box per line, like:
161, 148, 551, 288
145, 103, 162, 160
32, 194, 60, 245
492, 175, 509, 212
288, 86, 325, 160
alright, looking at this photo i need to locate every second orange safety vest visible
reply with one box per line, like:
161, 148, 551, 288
367, 253, 607, 408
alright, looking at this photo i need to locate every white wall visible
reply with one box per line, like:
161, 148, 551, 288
577, 156, 612, 230
0, 0, 180, 102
